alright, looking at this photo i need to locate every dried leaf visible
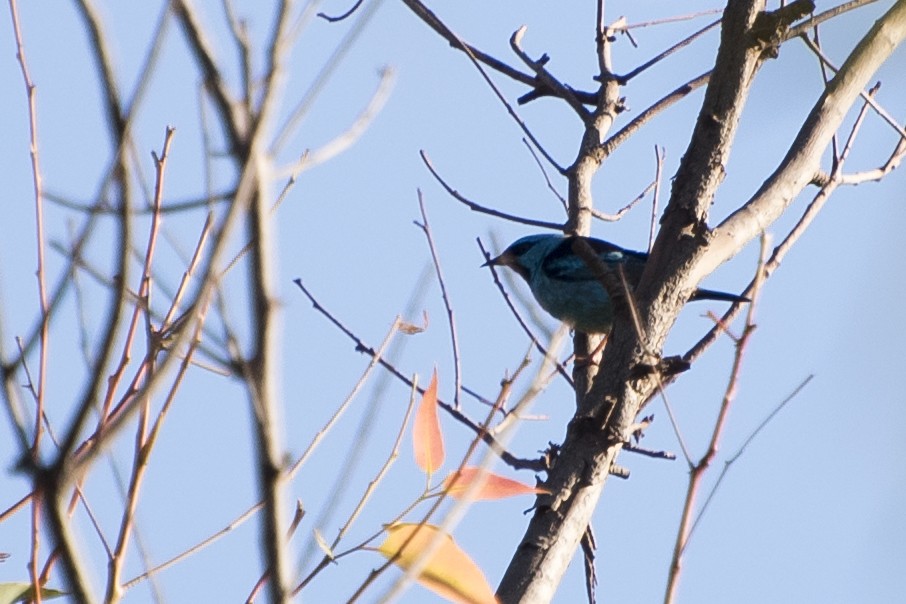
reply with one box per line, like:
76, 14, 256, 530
442, 467, 549, 501
413, 369, 444, 474
400, 311, 429, 334
377, 523, 497, 604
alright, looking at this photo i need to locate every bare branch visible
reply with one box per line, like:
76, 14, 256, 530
415, 193, 464, 408
421, 151, 564, 229
618, 19, 720, 83
510, 26, 591, 119
708, 2, 906, 279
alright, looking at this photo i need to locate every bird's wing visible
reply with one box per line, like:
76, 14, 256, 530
543, 237, 647, 283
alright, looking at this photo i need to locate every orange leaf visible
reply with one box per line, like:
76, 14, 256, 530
377, 523, 498, 604
442, 467, 550, 500
413, 369, 444, 474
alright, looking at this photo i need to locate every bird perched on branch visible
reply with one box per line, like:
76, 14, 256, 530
484, 234, 748, 334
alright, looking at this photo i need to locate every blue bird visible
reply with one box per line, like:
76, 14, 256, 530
485, 234, 747, 334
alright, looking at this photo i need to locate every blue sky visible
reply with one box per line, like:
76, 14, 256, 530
1, 2, 904, 603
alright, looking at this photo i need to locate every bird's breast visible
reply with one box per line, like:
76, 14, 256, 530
529, 272, 616, 334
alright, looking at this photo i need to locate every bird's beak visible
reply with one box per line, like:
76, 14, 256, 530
482, 252, 508, 268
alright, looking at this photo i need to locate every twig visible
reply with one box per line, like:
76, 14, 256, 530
421, 151, 564, 229
124, 501, 263, 591
787, 0, 878, 39
415, 192, 463, 408
403, 6, 566, 172
663, 234, 767, 604
399, 0, 538, 90
683, 374, 814, 554
172, 0, 244, 152
510, 26, 590, 119
376, 328, 566, 603
599, 72, 711, 157
618, 19, 720, 83
317, 0, 365, 22
799, 35, 906, 144
591, 181, 648, 222
288, 318, 401, 479
649, 146, 665, 253
617, 9, 724, 31
522, 137, 568, 211
107, 311, 206, 602
272, 0, 385, 154
9, 3, 49, 596
220, 0, 253, 110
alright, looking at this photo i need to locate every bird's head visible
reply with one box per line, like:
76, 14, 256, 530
483, 234, 564, 282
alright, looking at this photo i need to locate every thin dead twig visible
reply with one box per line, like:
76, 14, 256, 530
421, 151, 564, 230
415, 193, 463, 408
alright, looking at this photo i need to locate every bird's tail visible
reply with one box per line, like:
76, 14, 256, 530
691, 288, 750, 303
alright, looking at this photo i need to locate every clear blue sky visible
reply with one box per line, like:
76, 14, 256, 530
1, 2, 904, 602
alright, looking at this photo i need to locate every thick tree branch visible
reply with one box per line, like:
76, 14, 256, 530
706, 0, 906, 278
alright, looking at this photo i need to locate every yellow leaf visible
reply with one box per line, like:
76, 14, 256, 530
377, 523, 498, 604
413, 369, 444, 474
442, 467, 550, 500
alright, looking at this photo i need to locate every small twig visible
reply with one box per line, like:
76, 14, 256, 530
399, 0, 539, 92
172, 0, 244, 152
108, 313, 206, 601
272, 0, 386, 154
787, 0, 877, 39
376, 330, 566, 604
510, 26, 590, 120
415, 192, 463, 408
683, 374, 814, 547
623, 442, 676, 460
800, 34, 906, 141
421, 151, 564, 229
617, 19, 720, 83
591, 181, 648, 223
43, 188, 235, 215
522, 137, 568, 211
124, 501, 263, 591
657, 384, 693, 466
9, 2, 49, 595
649, 146, 666, 253
581, 526, 597, 604
220, 0, 252, 110
12, 358, 114, 569
663, 235, 768, 604
811, 27, 841, 164
617, 9, 724, 31
599, 72, 711, 156
414, 13, 566, 173
317, 0, 365, 22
